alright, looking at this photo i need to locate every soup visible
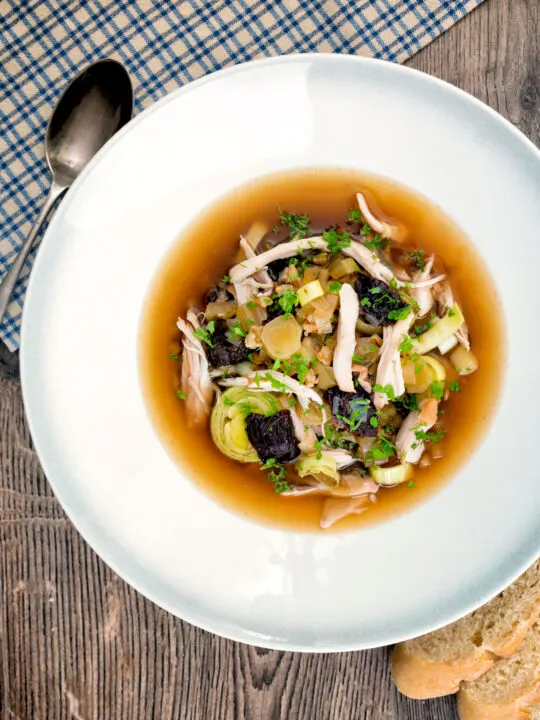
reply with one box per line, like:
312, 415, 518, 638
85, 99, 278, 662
139, 168, 505, 532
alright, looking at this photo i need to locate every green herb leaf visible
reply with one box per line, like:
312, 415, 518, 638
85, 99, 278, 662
175, 389, 186, 400
230, 322, 247, 338
348, 208, 362, 222
364, 234, 389, 251
169, 352, 180, 361
408, 250, 426, 271
450, 380, 461, 392
278, 289, 299, 317
278, 208, 311, 239
222, 274, 231, 283
388, 305, 412, 321
430, 380, 445, 401
398, 335, 413, 355
373, 383, 396, 401
328, 281, 342, 293
260, 458, 293, 493
194, 320, 216, 347
323, 228, 352, 254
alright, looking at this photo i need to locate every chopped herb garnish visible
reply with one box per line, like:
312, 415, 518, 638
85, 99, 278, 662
373, 383, 396, 401
175, 389, 186, 400
229, 322, 247, 338
450, 380, 461, 392
365, 431, 396, 466
289, 398, 295, 407
364, 234, 389, 251
414, 363, 425, 375
413, 320, 433, 336
336, 397, 371, 432
260, 458, 293, 493
447, 307, 457, 317
398, 335, 414, 355
369, 415, 379, 428
222, 274, 231, 283
348, 208, 362, 222
408, 250, 426, 271
323, 228, 352, 254
430, 380, 445, 401
361, 222, 371, 236
194, 320, 216, 347
388, 305, 412, 321
277, 208, 311, 239
407, 480, 416, 489
278, 289, 299, 317
328, 281, 342, 293
360, 297, 372, 308
169, 352, 180, 361
414, 428, 446, 444
246, 300, 256, 309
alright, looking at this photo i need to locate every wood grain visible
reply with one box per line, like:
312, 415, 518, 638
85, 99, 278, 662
1, 1, 539, 717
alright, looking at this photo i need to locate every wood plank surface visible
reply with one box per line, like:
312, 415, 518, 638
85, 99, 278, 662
1, 1, 538, 717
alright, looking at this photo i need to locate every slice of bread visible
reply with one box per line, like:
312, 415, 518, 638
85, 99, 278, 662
392, 561, 540, 699
457, 621, 540, 720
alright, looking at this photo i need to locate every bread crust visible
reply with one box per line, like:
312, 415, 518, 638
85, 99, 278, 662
392, 643, 494, 699
457, 683, 540, 720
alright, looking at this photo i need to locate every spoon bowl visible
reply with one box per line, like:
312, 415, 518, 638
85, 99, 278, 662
46, 59, 133, 187
0, 58, 133, 323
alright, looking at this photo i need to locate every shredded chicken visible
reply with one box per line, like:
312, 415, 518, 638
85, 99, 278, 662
396, 397, 439, 464
352, 364, 372, 393
239, 235, 273, 286
230, 237, 329, 283
245, 325, 263, 349
322, 449, 357, 470
374, 316, 414, 410
410, 255, 435, 317
356, 192, 399, 240
333, 283, 359, 392
320, 496, 370, 529
282, 474, 378, 498
218, 371, 326, 424
434, 280, 470, 349
176, 311, 214, 426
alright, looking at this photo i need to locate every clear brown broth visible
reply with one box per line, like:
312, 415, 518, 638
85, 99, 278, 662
139, 168, 506, 532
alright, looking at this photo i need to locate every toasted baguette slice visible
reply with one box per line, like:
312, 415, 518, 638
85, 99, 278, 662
457, 621, 540, 720
392, 561, 540, 699
528, 708, 540, 720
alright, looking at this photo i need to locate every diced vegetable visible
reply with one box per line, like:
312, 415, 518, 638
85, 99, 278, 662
295, 453, 339, 483
316, 364, 337, 390
298, 280, 324, 306
205, 301, 238, 320
300, 336, 320, 362
210, 388, 277, 462
370, 463, 412, 486
329, 257, 359, 279
450, 345, 479, 375
402, 354, 446, 394
237, 302, 267, 330
261, 315, 302, 359
356, 319, 383, 336
411, 303, 464, 355
354, 336, 380, 365
304, 293, 339, 321
438, 335, 458, 354
423, 355, 447, 382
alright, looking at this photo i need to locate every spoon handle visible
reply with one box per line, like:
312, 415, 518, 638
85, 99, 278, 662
0, 182, 66, 325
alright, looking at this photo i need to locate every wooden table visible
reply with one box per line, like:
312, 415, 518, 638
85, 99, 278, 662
1, 2, 538, 717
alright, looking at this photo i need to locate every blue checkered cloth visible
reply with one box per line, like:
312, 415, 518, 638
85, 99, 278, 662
1, 0, 483, 351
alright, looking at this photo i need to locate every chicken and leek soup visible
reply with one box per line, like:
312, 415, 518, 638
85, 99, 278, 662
140, 169, 505, 531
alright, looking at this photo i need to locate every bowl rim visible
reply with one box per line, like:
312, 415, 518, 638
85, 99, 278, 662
20, 53, 540, 652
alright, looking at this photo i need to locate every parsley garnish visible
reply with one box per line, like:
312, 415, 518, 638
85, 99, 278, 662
360, 297, 372, 308
407, 480, 416, 489
413, 320, 432, 336
222, 274, 231, 283
408, 250, 425, 271
278, 289, 299, 317
365, 431, 396, 466
450, 380, 461, 392
194, 320, 216, 347
337, 397, 370, 432
348, 208, 362, 222
175, 389, 186, 400
364, 234, 389, 251
430, 380, 445, 401
323, 228, 352, 254
447, 307, 457, 317
388, 305, 412, 321
398, 335, 413, 355
328, 281, 342, 293
373, 383, 396, 401
414, 428, 446, 444
229, 322, 247, 338
260, 458, 293, 493
246, 300, 256, 309
277, 208, 311, 239
169, 352, 180, 361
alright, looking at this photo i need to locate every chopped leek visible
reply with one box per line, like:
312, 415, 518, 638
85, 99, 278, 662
402, 354, 446, 394
423, 355, 447, 382
450, 345, 479, 375
438, 335, 458, 355
356, 319, 382, 336
328, 257, 359, 279
411, 304, 464, 355
298, 280, 324, 307
370, 463, 412, 486
261, 315, 302, 359
316, 364, 337, 390
205, 300, 238, 320
295, 453, 338, 483
210, 388, 277, 462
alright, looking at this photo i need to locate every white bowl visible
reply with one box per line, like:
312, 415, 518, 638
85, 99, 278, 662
21, 55, 540, 651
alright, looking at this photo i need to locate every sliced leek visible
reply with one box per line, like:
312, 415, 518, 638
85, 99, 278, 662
438, 334, 458, 355
450, 345, 479, 375
329, 257, 359, 279
298, 280, 324, 307
411, 304, 464, 355
296, 453, 339, 483
370, 463, 412, 486
210, 387, 276, 462
261, 315, 302, 359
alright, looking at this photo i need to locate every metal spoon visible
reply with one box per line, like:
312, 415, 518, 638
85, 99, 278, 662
0, 58, 133, 323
